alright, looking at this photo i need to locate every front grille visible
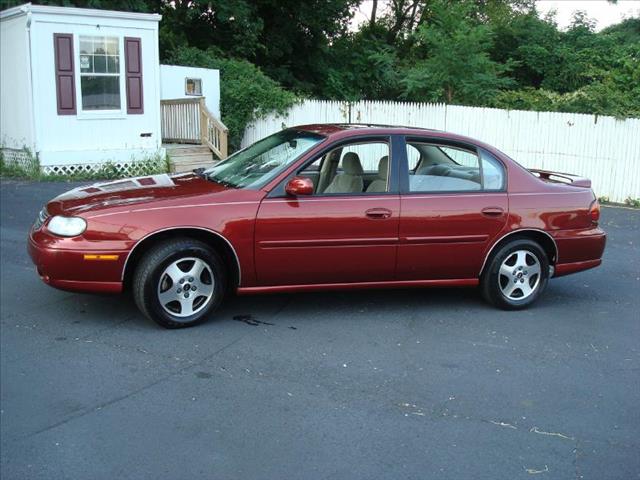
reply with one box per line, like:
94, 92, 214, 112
33, 208, 49, 230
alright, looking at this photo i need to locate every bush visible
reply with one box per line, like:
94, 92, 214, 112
168, 47, 298, 151
492, 86, 640, 118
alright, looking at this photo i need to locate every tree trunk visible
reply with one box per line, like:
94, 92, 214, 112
446, 86, 454, 103
370, 0, 378, 28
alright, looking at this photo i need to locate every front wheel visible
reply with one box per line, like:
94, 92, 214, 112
133, 238, 227, 328
481, 239, 549, 310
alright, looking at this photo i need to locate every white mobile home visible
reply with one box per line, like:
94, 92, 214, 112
0, 3, 226, 175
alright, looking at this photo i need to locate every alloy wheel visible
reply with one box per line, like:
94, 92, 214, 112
498, 250, 541, 301
157, 257, 215, 318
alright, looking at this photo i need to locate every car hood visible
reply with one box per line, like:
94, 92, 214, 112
47, 173, 232, 216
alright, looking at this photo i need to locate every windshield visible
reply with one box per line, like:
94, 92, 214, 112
204, 130, 325, 189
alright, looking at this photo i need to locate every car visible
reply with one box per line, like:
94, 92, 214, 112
28, 124, 606, 328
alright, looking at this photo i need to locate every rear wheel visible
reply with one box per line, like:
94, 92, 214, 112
481, 239, 549, 310
133, 238, 227, 328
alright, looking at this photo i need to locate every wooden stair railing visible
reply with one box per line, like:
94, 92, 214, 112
160, 97, 228, 159
198, 98, 228, 160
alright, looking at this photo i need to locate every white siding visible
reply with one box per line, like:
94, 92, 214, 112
160, 64, 220, 119
0, 13, 34, 151
242, 100, 640, 203
27, 9, 162, 166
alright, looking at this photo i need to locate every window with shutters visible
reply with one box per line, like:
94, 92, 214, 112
78, 36, 121, 111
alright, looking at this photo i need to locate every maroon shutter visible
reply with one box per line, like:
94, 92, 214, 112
53, 33, 76, 115
124, 37, 143, 114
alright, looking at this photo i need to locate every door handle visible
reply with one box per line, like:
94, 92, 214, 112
365, 208, 392, 219
481, 207, 504, 216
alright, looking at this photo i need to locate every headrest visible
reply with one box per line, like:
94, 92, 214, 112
342, 152, 363, 175
378, 156, 389, 178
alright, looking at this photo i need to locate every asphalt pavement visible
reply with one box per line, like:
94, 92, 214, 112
1, 179, 639, 480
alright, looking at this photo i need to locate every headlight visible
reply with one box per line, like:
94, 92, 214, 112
47, 216, 87, 237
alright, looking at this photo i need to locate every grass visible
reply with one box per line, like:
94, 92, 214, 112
599, 195, 640, 209
624, 196, 640, 208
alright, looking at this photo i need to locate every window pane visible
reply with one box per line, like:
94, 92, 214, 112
79, 54, 93, 73
105, 38, 118, 55
185, 78, 202, 96
408, 143, 481, 192
81, 76, 120, 110
480, 150, 505, 190
93, 55, 107, 73
79, 38, 92, 55
93, 37, 106, 54
106, 56, 119, 73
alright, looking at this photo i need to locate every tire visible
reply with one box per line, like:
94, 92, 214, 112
133, 238, 227, 328
481, 238, 549, 310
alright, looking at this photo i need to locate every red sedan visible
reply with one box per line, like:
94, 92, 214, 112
28, 125, 606, 328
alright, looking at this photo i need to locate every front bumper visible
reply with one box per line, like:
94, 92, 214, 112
28, 233, 124, 293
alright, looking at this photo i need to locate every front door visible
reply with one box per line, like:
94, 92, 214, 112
254, 137, 400, 286
397, 137, 509, 280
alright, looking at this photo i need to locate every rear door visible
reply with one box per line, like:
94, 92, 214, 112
254, 136, 401, 286
397, 136, 508, 280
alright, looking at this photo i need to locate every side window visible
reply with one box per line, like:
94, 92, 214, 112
406, 142, 506, 192
407, 144, 421, 171
298, 141, 390, 195
407, 142, 481, 192
480, 149, 506, 190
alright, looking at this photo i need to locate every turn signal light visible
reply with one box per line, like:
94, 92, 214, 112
589, 199, 600, 225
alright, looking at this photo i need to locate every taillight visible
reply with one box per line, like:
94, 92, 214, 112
589, 199, 600, 225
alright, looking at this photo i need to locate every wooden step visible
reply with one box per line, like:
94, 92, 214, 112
170, 159, 217, 173
164, 144, 211, 155
166, 145, 217, 173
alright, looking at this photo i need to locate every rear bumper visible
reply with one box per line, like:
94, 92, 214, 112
554, 259, 602, 277
553, 227, 606, 277
28, 235, 124, 293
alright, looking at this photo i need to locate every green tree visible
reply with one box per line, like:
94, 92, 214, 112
400, 0, 514, 104
320, 25, 401, 100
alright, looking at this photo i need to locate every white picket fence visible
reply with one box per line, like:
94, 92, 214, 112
242, 100, 640, 203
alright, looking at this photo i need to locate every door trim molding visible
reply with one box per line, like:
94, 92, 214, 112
238, 278, 478, 295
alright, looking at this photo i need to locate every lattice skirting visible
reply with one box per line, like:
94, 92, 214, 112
41, 162, 149, 177
40, 161, 166, 177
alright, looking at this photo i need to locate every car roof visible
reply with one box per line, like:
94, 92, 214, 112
290, 123, 495, 150
292, 123, 443, 136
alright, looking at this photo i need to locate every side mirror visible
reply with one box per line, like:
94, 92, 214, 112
285, 176, 314, 196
